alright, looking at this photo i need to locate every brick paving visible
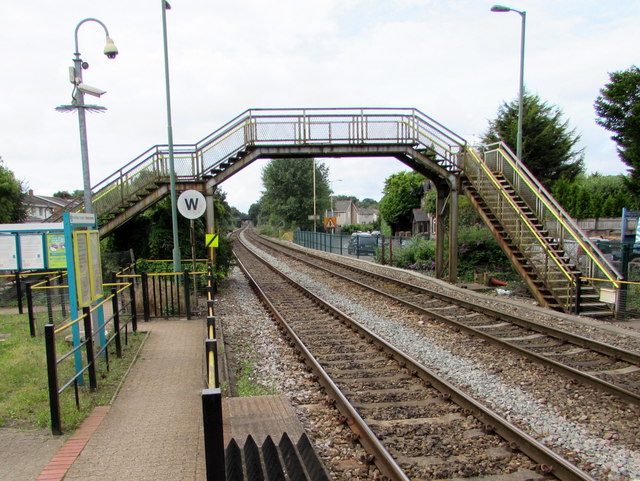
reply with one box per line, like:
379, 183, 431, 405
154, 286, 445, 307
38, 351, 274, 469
2, 318, 206, 481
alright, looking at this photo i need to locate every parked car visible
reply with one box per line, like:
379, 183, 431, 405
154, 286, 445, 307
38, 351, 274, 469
347, 233, 378, 255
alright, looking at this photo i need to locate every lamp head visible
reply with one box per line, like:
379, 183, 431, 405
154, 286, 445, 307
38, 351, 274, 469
491, 4, 512, 12
104, 36, 118, 59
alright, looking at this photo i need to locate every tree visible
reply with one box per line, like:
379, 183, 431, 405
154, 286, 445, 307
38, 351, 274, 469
379, 171, 425, 234
551, 174, 637, 218
483, 91, 584, 188
595, 66, 640, 197
53, 189, 83, 199
0, 158, 26, 223
259, 158, 330, 230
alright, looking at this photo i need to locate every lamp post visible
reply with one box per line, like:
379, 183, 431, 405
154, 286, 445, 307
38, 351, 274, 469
312, 158, 317, 232
161, 0, 181, 272
70, 18, 119, 214
491, 4, 526, 160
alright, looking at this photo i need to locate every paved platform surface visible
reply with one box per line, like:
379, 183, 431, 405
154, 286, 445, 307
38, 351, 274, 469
0, 318, 206, 481
61, 318, 206, 481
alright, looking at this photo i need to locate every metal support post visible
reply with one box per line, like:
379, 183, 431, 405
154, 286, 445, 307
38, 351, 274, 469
183, 270, 191, 320
15, 272, 23, 314
129, 281, 138, 332
202, 388, 226, 481
141, 272, 150, 322
45, 324, 62, 435
111, 288, 122, 358
26, 282, 36, 338
82, 306, 97, 390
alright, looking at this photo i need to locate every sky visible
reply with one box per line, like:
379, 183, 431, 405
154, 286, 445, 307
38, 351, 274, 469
1, 0, 638, 213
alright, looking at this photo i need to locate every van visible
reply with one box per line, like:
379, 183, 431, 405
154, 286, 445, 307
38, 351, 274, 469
347, 233, 378, 255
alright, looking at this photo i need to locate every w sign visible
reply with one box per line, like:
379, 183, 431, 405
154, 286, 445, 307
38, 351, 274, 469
177, 190, 206, 219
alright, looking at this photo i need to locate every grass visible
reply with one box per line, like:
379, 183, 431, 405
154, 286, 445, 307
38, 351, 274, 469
235, 358, 279, 397
0, 312, 144, 432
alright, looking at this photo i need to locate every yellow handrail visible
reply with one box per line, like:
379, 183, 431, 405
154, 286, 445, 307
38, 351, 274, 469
490, 145, 620, 288
466, 148, 574, 284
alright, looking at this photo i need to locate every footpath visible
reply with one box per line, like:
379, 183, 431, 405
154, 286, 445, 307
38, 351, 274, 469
0, 318, 206, 481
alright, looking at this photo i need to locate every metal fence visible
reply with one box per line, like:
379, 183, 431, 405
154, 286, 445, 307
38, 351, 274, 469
293, 230, 415, 264
45, 281, 138, 434
293, 230, 640, 320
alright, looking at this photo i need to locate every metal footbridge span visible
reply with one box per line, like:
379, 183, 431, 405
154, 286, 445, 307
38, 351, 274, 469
53, 108, 621, 316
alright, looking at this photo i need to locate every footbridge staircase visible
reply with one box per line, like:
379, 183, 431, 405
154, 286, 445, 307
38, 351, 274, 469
50, 108, 621, 316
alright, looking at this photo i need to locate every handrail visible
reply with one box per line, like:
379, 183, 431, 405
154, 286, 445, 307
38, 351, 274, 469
465, 148, 574, 283
485, 142, 620, 287
48, 108, 469, 221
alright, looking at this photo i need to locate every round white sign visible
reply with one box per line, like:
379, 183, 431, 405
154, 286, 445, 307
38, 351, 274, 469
177, 190, 206, 219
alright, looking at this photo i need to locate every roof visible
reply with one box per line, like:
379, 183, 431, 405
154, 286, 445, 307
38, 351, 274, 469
412, 208, 429, 223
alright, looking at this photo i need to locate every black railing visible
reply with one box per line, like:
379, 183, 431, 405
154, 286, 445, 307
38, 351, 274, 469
201, 262, 225, 481
44, 282, 137, 435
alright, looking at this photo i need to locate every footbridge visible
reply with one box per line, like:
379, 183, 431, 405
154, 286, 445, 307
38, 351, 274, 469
53, 108, 621, 316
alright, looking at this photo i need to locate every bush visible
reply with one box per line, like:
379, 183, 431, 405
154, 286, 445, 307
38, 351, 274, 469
387, 235, 436, 270
456, 225, 511, 280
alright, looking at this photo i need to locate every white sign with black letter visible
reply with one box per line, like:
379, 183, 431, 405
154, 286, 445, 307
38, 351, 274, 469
177, 190, 206, 219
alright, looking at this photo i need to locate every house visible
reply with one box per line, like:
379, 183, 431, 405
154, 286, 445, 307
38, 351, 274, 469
412, 208, 434, 238
23, 191, 74, 222
331, 200, 379, 227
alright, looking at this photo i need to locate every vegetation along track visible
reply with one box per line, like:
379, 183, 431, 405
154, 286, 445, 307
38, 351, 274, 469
245, 230, 640, 406
233, 232, 597, 481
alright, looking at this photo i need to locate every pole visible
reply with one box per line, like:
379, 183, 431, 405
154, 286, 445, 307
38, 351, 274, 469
313, 158, 317, 232
161, 0, 182, 272
74, 56, 93, 213
516, 11, 526, 160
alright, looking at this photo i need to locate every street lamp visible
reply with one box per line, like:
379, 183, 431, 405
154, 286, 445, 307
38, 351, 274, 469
161, 0, 182, 272
66, 18, 119, 214
491, 4, 526, 160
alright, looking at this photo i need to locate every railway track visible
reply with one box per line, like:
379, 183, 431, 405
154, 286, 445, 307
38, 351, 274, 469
232, 232, 597, 481
245, 230, 640, 406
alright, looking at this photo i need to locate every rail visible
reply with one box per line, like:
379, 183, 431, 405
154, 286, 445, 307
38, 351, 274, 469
463, 147, 578, 310
482, 142, 621, 289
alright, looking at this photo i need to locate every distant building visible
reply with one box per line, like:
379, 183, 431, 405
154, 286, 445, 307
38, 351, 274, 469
412, 208, 435, 238
331, 200, 379, 227
23, 190, 73, 222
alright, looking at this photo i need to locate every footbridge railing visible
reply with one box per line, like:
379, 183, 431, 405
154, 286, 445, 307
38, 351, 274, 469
464, 142, 621, 312
51, 108, 467, 221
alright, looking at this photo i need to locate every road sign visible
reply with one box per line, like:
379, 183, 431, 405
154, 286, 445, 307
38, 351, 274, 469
177, 190, 206, 219
206, 233, 219, 248
324, 217, 337, 229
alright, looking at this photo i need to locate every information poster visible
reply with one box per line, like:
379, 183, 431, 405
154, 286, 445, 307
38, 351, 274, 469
19, 234, 45, 269
46, 234, 67, 269
73, 232, 92, 307
88, 231, 103, 300
0, 235, 18, 270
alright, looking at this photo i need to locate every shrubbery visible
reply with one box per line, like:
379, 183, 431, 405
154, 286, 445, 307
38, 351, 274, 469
383, 226, 513, 281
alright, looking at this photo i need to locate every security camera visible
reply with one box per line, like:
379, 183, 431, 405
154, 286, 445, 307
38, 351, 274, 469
104, 37, 119, 59
77, 83, 107, 97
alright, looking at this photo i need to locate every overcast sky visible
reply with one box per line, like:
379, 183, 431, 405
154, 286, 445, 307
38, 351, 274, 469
1, 0, 638, 213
